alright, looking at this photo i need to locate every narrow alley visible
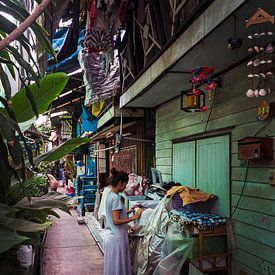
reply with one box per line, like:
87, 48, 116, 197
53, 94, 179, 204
1, 1, 275, 275
42, 209, 103, 275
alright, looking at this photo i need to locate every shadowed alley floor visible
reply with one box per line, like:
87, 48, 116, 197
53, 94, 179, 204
42, 209, 103, 275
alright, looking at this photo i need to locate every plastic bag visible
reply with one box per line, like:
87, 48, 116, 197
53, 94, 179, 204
152, 222, 194, 275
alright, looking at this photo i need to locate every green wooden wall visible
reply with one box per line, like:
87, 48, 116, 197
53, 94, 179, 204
155, 63, 275, 274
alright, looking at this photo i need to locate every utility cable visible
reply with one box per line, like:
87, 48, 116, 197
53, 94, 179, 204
231, 116, 274, 218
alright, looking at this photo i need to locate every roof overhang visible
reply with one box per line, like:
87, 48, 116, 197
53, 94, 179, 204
120, 0, 274, 108
89, 122, 138, 142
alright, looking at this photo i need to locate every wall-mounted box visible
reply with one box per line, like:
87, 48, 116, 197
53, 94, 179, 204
238, 137, 273, 160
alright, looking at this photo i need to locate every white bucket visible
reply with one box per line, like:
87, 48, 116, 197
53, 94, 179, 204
17, 245, 32, 268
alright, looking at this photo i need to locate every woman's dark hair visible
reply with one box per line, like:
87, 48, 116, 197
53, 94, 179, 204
111, 169, 128, 186
107, 167, 118, 185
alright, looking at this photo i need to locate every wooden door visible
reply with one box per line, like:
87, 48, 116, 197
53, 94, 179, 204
173, 141, 196, 187
196, 136, 230, 216
172, 135, 230, 216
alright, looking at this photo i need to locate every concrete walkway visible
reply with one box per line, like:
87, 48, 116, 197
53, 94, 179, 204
42, 209, 104, 275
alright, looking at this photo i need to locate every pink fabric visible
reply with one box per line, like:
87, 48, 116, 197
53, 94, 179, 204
124, 173, 147, 196
47, 174, 59, 189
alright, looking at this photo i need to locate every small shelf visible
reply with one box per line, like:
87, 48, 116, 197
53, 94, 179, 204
192, 223, 231, 274
191, 224, 227, 235
191, 259, 228, 272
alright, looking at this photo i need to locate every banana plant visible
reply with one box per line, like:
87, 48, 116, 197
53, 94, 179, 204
0, 72, 68, 203
0, 0, 76, 255
0, 0, 55, 112
0, 192, 70, 254
35, 138, 91, 162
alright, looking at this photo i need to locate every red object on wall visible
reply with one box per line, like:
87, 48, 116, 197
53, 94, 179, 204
238, 137, 273, 160
112, 146, 137, 174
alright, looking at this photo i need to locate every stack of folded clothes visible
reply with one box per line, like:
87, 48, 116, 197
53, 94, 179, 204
170, 210, 227, 230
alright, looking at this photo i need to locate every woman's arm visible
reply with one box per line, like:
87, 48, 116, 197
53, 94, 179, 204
112, 208, 144, 225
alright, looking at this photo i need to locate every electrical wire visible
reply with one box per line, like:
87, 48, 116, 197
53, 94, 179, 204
231, 116, 274, 218
204, 86, 218, 136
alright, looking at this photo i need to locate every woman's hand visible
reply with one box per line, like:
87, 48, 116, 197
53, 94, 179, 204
127, 204, 141, 214
134, 207, 145, 219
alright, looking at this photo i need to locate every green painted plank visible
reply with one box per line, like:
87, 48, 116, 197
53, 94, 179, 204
233, 220, 275, 249
232, 208, 275, 232
155, 149, 172, 158
156, 83, 275, 131
231, 120, 275, 142
155, 165, 171, 175
156, 110, 204, 136
196, 136, 230, 216
155, 140, 172, 150
162, 173, 172, 182
232, 181, 275, 200
231, 141, 238, 154
218, 64, 247, 87
172, 141, 195, 187
156, 122, 204, 143
232, 194, 275, 216
156, 108, 258, 143
231, 152, 275, 168
235, 234, 275, 264
232, 167, 270, 183
156, 157, 172, 166
233, 248, 270, 274
156, 96, 181, 118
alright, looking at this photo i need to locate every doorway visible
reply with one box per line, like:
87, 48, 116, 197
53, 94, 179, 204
173, 135, 230, 216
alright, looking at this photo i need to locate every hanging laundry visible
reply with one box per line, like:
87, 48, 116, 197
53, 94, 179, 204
78, 49, 120, 103
81, 106, 98, 132
88, 0, 97, 28
84, 29, 113, 51
92, 101, 105, 117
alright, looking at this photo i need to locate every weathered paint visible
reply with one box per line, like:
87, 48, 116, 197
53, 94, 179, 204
196, 136, 230, 216
173, 141, 196, 187
155, 63, 275, 272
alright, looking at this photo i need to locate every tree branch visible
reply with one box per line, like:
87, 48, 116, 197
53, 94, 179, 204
0, 0, 51, 51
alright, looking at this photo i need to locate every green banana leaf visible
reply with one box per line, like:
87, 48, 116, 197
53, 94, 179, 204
0, 139, 12, 203
1, 216, 53, 232
0, 50, 15, 79
0, 225, 29, 254
0, 203, 18, 216
7, 45, 40, 86
19, 208, 60, 223
0, 64, 11, 99
35, 138, 90, 162
15, 192, 71, 215
11, 72, 68, 123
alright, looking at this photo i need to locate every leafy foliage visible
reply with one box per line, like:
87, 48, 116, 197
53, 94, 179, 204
35, 138, 91, 162
0, 225, 30, 254
11, 72, 68, 123
8, 174, 48, 205
0, 192, 70, 254
0, 0, 73, 256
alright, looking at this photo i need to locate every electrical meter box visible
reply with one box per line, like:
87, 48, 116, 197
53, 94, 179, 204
238, 137, 273, 160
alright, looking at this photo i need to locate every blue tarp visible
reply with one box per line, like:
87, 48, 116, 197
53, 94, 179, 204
81, 106, 98, 132
52, 28, 69, 53
47, 29, 85, 74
